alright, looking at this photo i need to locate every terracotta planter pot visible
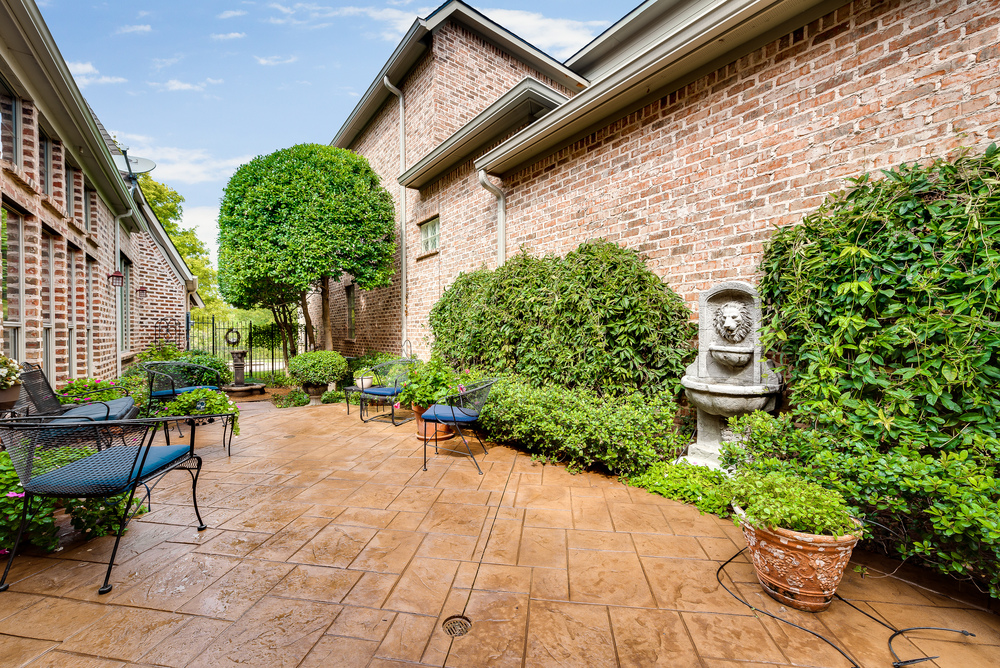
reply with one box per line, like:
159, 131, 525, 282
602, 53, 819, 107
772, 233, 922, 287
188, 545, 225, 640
412, 404, 454, 441
0, 384, 20, 409
734, 505, 862, 612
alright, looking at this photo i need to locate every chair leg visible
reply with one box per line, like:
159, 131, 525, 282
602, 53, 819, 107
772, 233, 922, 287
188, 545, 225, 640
454, 425, 483, 475
188, 456, 208, 531
0, 493, 33, 592
99, 485, 140, 595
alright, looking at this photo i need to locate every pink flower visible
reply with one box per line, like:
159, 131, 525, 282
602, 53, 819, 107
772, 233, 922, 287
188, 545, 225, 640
6, 491, 25, 498
458, 385, 466, 393
0, 549, 8, 557
393, 402, 401, 409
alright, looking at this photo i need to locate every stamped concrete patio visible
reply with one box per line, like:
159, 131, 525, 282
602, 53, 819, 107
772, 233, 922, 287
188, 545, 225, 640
1, 402, 997, 668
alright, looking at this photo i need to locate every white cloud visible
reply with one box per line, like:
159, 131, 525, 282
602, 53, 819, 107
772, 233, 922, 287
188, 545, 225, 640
264, 3, 430, 35
218, 10, 247, 18
117, 24, 152, 34
180, 206, 223, 264
477, 8, 609, 60
212, 32, 246, 40
68, 62, 127, 88
111, 131, 253, 190
153, 57, 181, 70
149, 78, 224, 92
254, 55, 298, 65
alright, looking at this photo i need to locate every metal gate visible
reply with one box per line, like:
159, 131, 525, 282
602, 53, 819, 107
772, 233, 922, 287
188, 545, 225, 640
185, 315, 308, 376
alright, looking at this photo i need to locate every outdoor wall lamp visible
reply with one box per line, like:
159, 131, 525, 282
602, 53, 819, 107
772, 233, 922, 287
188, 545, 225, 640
136, 285, 149, 300
107, 270, 125, 287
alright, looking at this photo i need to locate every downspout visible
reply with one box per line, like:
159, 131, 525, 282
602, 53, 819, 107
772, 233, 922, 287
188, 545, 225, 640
383, 76, 407, 354
478, 170, 506, 266
113, 209, 133, 378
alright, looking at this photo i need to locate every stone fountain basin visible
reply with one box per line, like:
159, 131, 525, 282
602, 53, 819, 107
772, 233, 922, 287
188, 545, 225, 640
681, 376, 780, 418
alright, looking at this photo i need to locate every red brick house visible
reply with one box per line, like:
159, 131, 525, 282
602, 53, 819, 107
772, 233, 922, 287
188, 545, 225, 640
1, 1, 201, 383
322, 0, 999, 360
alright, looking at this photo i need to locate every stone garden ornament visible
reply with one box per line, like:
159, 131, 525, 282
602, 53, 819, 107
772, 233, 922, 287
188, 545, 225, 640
680, 281, 782, 468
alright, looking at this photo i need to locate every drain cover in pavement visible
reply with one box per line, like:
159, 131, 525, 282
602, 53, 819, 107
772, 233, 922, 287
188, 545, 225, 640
442, 615, 472, 637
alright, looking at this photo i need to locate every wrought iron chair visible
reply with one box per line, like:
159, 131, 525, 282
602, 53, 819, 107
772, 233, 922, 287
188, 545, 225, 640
0, 415, 209, 595
421, 378, 498, 474
14, 362, 137, 421
143, 362, 223, 415
359, 359, 418, 426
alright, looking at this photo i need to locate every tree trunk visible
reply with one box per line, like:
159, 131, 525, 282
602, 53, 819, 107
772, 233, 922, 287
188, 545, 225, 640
321, 278, 333, 350
300, 291, 316, 351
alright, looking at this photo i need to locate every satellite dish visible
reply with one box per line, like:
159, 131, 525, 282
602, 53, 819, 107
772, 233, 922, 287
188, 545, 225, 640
113, 153, 156, 175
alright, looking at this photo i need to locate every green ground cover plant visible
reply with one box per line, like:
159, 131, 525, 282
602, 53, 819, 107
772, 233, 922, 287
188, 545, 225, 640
430, 240, 695, 396
745, 145, 1000, 598
274, 389, 310, 408
625, 461, 730, 516
479, 376, 687, 477
162, 389, 240, 435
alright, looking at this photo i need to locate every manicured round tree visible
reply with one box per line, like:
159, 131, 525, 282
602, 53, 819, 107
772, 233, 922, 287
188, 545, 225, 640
218, 144, 396, 360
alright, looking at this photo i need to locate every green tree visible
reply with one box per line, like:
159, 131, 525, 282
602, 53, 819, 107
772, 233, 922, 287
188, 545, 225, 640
217, 144, 396, 362
137, 173, 227, 316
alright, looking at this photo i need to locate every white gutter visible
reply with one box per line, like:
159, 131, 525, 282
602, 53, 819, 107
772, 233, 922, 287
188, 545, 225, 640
477, 170, 506, 267
383, 76, 408, 353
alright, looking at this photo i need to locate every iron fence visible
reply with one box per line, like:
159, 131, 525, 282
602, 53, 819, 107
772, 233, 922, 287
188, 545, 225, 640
185, 315, 308, 376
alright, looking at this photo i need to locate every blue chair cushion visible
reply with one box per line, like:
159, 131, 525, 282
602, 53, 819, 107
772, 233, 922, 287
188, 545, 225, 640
421, 403, 479, 424
62, 397, 136, 421
25, 444, 192, 496
363, 386, 402, 397
150, 386, 219, 398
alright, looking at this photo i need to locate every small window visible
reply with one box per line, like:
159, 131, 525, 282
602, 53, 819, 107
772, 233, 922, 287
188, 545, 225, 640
346, 284, 356, 340
1, 77, 18, 165
419, 217, 439, 255
39, 131, 52, 195
65, 165, 75, 217
84, 187, 93, 232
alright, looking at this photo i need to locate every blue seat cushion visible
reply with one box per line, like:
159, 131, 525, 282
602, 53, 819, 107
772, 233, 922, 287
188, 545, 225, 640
150, 386, 219, 398
421, 403, 479, 424
363, 386, 402, 397
25, 444, 191, 496
62, 397, 136, 421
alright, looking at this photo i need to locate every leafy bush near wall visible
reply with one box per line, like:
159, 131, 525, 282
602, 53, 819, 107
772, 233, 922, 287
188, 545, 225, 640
430, 240, 696, 396
479, 376, 688, 477
176, 353, 234, 385
288, 351, 348, 386
273, 389, 309, 408
752, 146, 1000, 598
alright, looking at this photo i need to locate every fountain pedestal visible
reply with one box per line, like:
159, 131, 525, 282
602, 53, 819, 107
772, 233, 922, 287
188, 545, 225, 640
222, 350, 266, 396
680, 282, 782, 468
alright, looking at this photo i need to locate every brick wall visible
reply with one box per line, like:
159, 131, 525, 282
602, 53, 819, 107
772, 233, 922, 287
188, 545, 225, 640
323, 17, 580, 359
353, 0, 999, 358
1, 94, 190, 385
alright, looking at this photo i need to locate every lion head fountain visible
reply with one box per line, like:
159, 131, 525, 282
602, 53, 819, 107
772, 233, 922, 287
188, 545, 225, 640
680, 281, 783, 468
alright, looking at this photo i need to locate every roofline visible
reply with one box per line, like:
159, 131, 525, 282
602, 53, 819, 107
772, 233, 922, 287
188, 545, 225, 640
1, 0, 141, 228
399, 78, 567, 189
477, 0, 841, 176
563, 0, 658, 69
330, 0, 588, 150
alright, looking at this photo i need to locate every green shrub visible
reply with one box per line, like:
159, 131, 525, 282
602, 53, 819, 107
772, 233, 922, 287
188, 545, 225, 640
321, 390, 341, 404
64, 495, 147, 539
136, 341, 184, 364
479, 376, 687, 477
430, 240, 696, 396
274, 389, 309, 408
626, 461, 730, 516
1, 452, 60, 552
288, 351, 347, 386
351, 350, 400, 380
162, 388, 240, 435
397, 358, 456, 407
248, 370, 295, 387
754, 146, 1000, 597
727, 470, 859, 537
177, 353, 234, 384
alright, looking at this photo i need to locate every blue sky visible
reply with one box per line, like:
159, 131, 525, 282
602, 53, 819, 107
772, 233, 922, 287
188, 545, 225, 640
40, 1, 624, 262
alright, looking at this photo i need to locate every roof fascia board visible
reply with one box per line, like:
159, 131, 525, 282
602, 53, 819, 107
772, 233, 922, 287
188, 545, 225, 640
564, 0, 664, 71
477, 0, 835, 176
133, 187, 196, 285
330, 0, 588, 150
399, 78, 566, 189
1, 0, 139, 224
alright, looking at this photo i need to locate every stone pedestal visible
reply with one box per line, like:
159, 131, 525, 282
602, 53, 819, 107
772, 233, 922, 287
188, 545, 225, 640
680, 282, 782, 469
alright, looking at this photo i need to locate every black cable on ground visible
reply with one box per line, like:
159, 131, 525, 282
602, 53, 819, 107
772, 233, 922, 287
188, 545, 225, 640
717, 548, 977, 668
716, 547, 861, 668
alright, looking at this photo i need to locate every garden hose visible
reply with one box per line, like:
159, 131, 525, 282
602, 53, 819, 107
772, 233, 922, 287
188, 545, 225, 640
717, 548, 977, 667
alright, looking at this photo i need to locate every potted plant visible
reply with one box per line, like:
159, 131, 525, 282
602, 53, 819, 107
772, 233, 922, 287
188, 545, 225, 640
727, 469, 863, 612
288, 351, 348, 403
0, 355, 23, 409
396, 358, 457, 441
354, 366, 375, 390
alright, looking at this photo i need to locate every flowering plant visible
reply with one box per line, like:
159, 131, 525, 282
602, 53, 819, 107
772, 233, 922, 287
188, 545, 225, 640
57, 377, 125, 405
396, 357, 457, 408
0, 355, 21, 391
162, 388, 240, 435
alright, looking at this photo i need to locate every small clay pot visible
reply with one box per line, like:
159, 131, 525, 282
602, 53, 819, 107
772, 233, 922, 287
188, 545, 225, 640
734, 505, 862, 612
412, 404, 454, 441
